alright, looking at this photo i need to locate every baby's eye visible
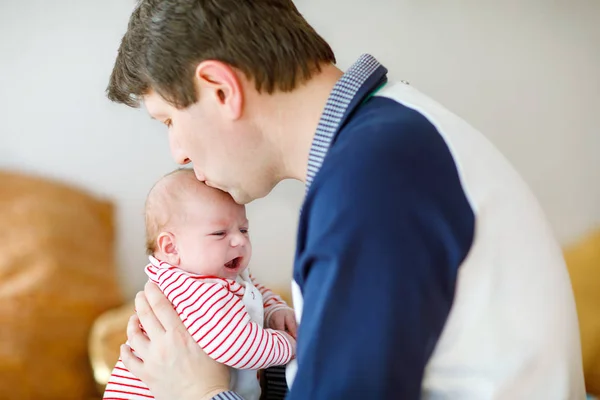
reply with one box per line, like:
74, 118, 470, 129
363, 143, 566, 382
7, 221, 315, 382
212, 231, 226, 236
240, 228, 249, 234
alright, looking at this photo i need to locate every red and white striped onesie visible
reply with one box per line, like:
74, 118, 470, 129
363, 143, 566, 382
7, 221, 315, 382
103, 256, 294, 400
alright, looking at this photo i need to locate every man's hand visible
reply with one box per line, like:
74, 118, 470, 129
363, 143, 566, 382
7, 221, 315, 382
268, 308, 298, 339
120, 281, 230, 400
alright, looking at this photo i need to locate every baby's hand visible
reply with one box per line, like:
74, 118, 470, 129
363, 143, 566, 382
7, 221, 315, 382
269, 308, 297, 339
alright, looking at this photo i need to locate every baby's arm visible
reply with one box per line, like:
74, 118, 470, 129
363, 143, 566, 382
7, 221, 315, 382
156, 269, 295, 370
249, 274, 293, 327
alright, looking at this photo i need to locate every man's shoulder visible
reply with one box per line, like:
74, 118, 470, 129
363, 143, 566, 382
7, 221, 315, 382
308, 94, 462, 203
300, 88, 475, 249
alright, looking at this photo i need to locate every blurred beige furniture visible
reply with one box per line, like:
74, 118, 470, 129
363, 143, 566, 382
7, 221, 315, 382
89, 302, 132, 392
0, 170, 123, 400
563, 229, 600, 395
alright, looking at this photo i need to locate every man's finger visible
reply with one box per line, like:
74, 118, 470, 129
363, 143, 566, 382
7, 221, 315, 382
285, 314, 298, 338
271, 316, 284, 331
135, 288, 165, 339
120, 344, 147, 382
144, 281, 185, 332
127, 314, 150, 357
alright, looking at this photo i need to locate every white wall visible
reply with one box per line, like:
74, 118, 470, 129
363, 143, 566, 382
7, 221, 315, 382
1, 0, 598, 299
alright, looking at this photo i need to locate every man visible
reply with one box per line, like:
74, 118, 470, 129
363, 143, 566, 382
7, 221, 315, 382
106, 1, 585, 399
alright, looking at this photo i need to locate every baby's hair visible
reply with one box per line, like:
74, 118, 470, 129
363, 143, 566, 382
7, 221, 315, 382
144, 167, 196, 255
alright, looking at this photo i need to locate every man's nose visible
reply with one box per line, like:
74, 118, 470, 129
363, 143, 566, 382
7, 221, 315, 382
171, 145, 190, 166
176, 156, 191, 165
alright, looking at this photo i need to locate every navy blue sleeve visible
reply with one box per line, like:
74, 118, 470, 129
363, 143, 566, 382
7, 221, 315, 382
288, 107, 475, 399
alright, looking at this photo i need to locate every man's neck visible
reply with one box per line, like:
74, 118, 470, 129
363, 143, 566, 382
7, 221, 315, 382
252, 64, 344, 183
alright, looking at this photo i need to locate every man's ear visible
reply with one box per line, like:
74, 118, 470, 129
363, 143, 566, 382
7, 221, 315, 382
156, 232, 180, 266
194, 60, 243, 120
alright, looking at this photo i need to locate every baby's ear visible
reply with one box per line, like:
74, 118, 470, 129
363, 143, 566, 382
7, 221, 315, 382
156, 232, 180, 265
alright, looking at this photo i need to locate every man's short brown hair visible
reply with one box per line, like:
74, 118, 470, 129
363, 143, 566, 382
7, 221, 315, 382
107, 0, 336, 109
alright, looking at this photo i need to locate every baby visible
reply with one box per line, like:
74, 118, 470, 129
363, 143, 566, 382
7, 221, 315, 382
103, 168, 297, 400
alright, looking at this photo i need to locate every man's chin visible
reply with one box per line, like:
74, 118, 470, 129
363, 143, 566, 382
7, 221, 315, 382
231, 183, 280, 205
229, 189, 255, 205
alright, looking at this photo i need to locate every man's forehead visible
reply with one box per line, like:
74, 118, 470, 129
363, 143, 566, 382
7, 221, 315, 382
142, 91, 168, 118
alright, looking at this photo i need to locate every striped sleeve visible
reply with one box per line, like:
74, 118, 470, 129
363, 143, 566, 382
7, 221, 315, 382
249, 274, 291, 327
157, 268, 294, 370
103, 358, 153, 399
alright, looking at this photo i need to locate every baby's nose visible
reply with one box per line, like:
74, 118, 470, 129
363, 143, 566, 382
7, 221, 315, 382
230, 232, 247, 247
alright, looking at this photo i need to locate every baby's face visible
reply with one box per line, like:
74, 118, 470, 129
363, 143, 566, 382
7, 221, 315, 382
171, 192, 252, 280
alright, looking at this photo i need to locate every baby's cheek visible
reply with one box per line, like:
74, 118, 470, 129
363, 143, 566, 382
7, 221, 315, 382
245, 243, 253, 261
183, 245, 216, 274
202, 255, 223, 275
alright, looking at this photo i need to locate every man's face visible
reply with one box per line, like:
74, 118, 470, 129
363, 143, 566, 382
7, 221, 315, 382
143, 90, 278, 204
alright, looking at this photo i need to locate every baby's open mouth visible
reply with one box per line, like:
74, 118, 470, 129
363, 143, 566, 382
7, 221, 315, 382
224, 257, 242, 269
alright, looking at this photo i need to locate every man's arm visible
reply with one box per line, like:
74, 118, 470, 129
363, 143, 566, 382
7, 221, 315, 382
288, 119, 475, 398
